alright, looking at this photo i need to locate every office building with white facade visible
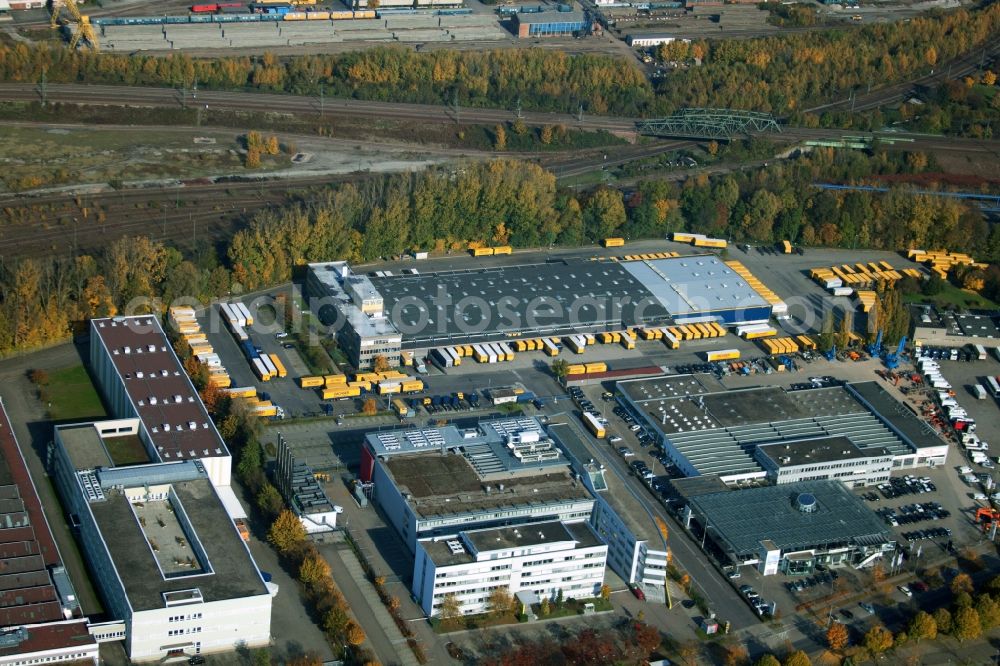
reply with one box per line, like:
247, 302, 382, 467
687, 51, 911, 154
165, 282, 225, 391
360, 417, 595, 552
755, 437, 894, 487
547, 421, 671, 602
89, 316, 232, 487
51, 420, 272, 662
305, 262, 402, 370
412, 520, 607, 616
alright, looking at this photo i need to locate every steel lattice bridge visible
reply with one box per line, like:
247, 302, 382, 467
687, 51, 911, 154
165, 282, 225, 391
636, 108, 782, 140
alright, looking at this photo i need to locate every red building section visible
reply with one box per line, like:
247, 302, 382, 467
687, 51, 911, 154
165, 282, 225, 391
0, 401, 71, 625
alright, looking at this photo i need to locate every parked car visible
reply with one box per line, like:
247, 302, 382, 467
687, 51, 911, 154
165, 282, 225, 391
898, 585, 913, 597
859, 602, 876, 614
618, 447, 635, 457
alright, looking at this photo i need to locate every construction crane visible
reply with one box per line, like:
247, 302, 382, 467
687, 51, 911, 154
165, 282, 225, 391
50, 0, 99, 52
884, 336, 907, 370
865, 330, 883, 358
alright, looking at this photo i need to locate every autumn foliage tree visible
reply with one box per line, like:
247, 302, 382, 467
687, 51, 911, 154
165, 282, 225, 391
908, 610, 937, 643
826, 622, 849, 651
267, 509, 306, 555
863, 625, 894, 658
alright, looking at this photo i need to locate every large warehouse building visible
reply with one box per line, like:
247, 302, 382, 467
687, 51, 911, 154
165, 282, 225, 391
89, 316, 232, 487
0, 401, 99, 666
307, 255, 776, 368
615, 376, 947, 484
51, 419, 273, 662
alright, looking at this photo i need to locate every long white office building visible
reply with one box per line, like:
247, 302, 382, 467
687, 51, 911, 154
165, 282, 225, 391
89, 316, 232, 487
52, 420, 272, 662
413, 520, 607, 616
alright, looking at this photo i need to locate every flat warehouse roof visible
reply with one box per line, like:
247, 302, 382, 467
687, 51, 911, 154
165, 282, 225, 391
688, 480, 890, 556
88, 474, 267, 611
367, 260, 669, 344
757, 436, 892, 467
847, 382, 947, 451
383, 453, 589, 520
91, 317, 229, 462
620, 256, 768, 317
620, 379, 917, 478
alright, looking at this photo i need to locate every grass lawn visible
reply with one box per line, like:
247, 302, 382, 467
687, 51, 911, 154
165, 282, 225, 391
904, 282, 997, 310
104, 435, 151, 466
43, 365, 106, 421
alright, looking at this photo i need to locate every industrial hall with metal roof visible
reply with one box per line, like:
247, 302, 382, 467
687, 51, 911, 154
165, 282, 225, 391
307, 255, 776, 368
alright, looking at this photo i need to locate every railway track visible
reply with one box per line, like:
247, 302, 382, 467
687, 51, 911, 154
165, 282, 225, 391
0, 175, 346, 256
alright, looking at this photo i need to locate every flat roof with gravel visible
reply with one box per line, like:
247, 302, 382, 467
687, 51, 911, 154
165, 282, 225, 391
618, 378, 921, 478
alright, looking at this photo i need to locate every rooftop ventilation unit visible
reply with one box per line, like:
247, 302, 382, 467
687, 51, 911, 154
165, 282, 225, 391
796, 493, 818, 513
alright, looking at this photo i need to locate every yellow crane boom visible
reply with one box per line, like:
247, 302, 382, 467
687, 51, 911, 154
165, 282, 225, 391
50, 0, 99, 52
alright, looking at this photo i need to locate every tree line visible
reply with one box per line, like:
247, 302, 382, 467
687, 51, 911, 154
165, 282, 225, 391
1, 151, 996, 357
0, 2, 997, 116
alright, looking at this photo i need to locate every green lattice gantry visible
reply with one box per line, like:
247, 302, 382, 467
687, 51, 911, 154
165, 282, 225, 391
635, 108, 782, 140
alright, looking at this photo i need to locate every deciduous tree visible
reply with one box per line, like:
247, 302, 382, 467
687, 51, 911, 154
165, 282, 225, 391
908, 610, 937, 642
863, 624, 894, 657
826, 622, 849, 651
268, 509, 306, 555
952, 606, 982, 641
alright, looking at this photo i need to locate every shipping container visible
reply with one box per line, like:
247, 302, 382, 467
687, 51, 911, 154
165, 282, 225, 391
471, 247, 494, 257
485, 344, 499, 364
377, 381, 402, 395
224, 386, 257, 398
430, 348, 453, 368
705, 349, 740, 362
269, 354, 287, 378
542, 338, 559, 357
566, 364, 586, 376
235, 301, 254, 326
620, 336, 635, 350
662, 330, 680, 349
584, 362, 607, 373
392, 399, 415, 418
252, 357, 271, 381
492, 246, 512, 255
498, 342, 515, 361
602, 237, 625, 248
259, 353, 279, 378
973, 344, 987, 361
322, 386, 360, 400
582, 411, 606, 439
299, 376, 324, 388
324, 373, 347, 386
473, 344, 489, 363
986, 376, 1000, 399
401, 380, 424, 393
